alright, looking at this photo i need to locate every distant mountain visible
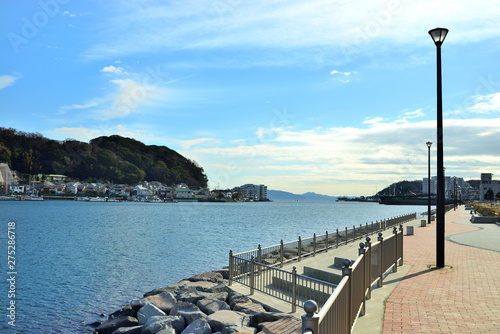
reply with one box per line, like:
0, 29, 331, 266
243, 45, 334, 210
268, 190, 337, 201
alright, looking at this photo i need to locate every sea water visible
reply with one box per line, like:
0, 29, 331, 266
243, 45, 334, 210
0, 200, 421, 333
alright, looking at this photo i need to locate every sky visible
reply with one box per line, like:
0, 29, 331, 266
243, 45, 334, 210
1, 0, 500, 196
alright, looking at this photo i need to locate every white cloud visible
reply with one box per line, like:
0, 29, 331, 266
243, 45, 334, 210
364, 117, 384, 124
469, 93, 500, 114
105, 78, 158, 118
188, 117, 500, 195
331, 70, 351, 76
82, 0, 500, 65
100, 65, 126, 74
0, 73, 22, 90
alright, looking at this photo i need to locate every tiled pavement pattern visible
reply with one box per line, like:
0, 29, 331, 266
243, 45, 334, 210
383, 207, 500, 333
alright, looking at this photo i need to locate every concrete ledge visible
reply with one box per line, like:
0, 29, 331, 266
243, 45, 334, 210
471, 215, 499, 224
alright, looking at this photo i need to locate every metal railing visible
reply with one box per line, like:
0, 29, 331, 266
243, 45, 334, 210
229, 255, 337, 312
230, 212, 416, 269
302, 226, 404, 334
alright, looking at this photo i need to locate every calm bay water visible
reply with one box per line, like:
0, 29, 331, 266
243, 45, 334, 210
0, 200, 421, 333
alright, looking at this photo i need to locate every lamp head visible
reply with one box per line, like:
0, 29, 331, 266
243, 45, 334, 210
429, 28, 449, 47
426, 141, 432, 148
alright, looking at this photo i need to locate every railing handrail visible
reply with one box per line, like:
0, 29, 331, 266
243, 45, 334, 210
301, 225, 404, 334
233, 212, 416, 258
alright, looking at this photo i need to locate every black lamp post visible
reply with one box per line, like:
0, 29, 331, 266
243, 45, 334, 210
429, 27, 448, 268
426, 141, 432, 224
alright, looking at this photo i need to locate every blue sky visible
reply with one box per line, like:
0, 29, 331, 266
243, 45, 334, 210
2, 0, 500, 196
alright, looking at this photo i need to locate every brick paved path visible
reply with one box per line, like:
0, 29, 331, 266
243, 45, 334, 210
383, 207, 500, 333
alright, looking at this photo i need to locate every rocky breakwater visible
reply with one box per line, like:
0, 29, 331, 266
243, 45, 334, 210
89, 270, 301, 334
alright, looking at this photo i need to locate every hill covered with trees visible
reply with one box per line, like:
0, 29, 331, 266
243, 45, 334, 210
0, 128, 208, 187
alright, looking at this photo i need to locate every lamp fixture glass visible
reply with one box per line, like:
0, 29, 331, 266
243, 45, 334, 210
429, 28, 449, 46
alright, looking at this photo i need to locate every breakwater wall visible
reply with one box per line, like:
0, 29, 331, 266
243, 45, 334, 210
88, 269, 300, 334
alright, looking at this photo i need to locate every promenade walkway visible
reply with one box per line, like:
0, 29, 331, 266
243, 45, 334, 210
230, 205, 500, 333
380, 206, 500, 333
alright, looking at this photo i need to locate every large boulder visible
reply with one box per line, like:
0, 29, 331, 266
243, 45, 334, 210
109, 325, 142, 334
168, 280, 219, 291
227, 290, 252, 310
131, 292, 177, 313
95, 316, 138, 334
142, 315, 185, 334
188, 272, 224, 283
177, 291, 213, 304
170, 302, 207, 325
137, 304, 166, 325
232, 301, 267, 315
207, 310, 255, 334
181, 318, 212, 334
197, 298, 231, 315
108, 305, 137, 319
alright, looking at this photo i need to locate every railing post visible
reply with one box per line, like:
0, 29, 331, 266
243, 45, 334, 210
229, 250, 233, 286
298, 236, 302, 262
301, 300, 319, 334
313, 233, 316, 256
345, 227, 348, 245
365, 237, 372, 300
250, 256, 255, 295
378, 232, 384, 287
325, 231, 329, 252
393, 226, 398, 273
353, 225, 356, 241
336, 228, 339, 248
258, 244, 262, 276
292, 266, 297, 313
360, 224, 363, 238
358, 243, 366, 316
280, 240, 284, 268
343, 258, 352, 330
399, 224, 404, 266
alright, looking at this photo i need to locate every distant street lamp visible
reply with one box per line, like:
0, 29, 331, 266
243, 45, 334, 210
429, 27, 448, 268
454, 176, 457, 210
426, 141, 432, 224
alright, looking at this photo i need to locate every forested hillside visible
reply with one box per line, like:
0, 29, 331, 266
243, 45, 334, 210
0, 128, 208, 187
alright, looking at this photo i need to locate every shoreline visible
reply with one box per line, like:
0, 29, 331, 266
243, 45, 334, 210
87, 268, 300, 334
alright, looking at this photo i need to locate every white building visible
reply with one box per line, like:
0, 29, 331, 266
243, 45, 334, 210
233, 184, 268, 200
480, 173, 500, 201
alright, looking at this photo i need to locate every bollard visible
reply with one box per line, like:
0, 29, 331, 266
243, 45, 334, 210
406, 225, 414, 235
421, 220, 427, 227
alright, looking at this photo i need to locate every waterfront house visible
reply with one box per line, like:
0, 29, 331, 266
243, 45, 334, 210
9, 185, 25, 193
65, 182, 81, 194
174, 187, 194, 199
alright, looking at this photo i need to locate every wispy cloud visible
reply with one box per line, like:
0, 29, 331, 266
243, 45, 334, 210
178, 138, 220, 150
82, 0, 500, 66
0, 73, 22, 90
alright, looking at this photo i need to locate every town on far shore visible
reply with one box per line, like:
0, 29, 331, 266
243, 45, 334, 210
0, 163, 268, 202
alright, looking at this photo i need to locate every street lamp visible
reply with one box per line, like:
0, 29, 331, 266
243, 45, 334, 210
454, 176, 457, 210
426, 141, 432, 224
429, 27, 448, 268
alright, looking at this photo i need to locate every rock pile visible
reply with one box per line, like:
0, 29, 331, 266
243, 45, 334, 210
89, 270, 301, 334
